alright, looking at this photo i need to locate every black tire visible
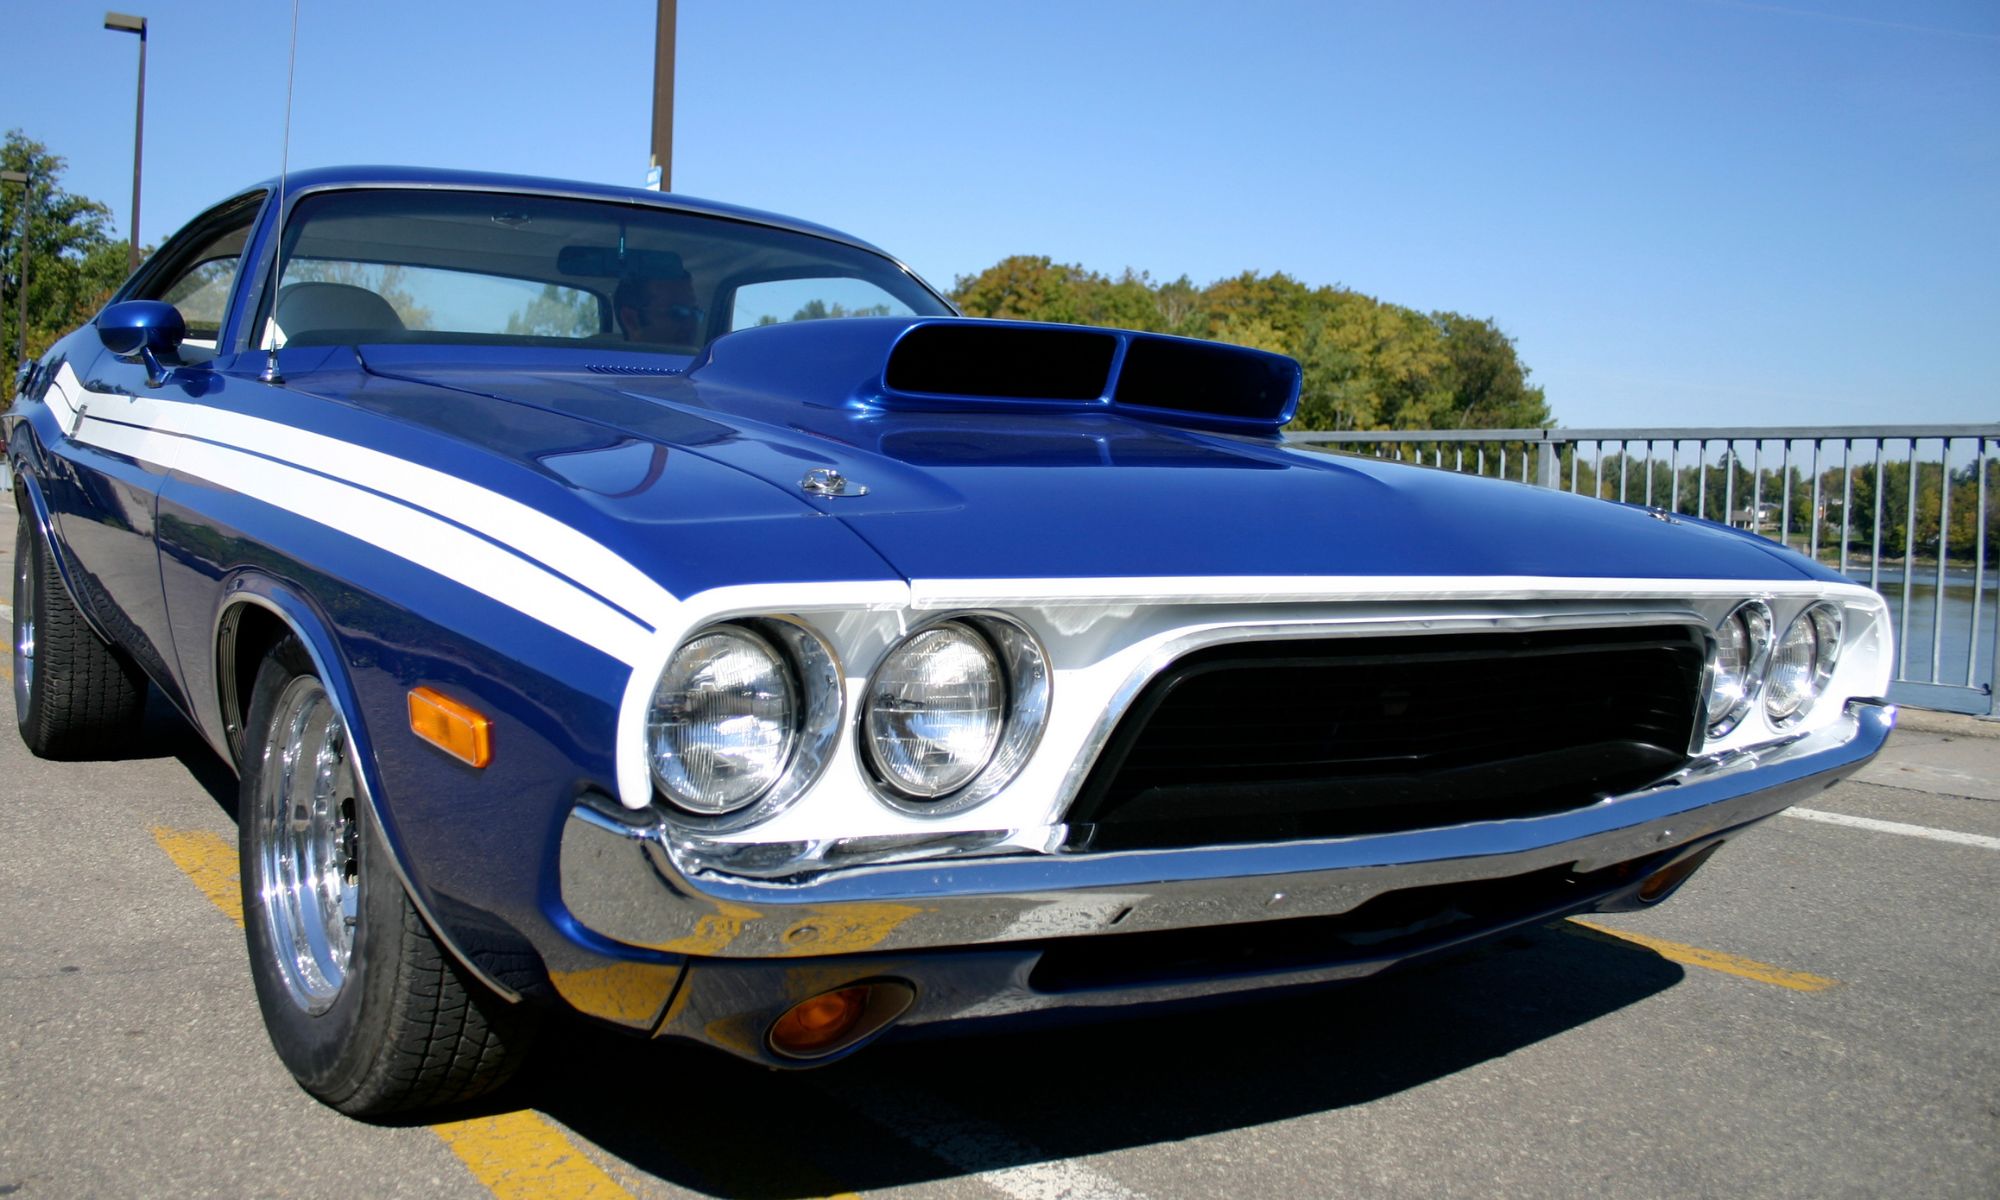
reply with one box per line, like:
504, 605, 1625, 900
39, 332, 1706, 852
13, 496, 148, 758
238, 635, 535, 1118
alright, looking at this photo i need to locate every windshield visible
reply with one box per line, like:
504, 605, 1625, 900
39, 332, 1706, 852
262, 188, 951, 353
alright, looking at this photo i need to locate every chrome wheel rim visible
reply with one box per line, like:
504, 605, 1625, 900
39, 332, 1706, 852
254, 676, 361, 1014
12, 534, 32, 715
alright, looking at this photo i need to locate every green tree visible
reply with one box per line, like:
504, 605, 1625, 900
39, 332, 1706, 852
3, 131, 133, 390
951, 254, 1552, 431
1427, 312, 1552, 429
283, 260, 434, 330
505, 283, 601, 338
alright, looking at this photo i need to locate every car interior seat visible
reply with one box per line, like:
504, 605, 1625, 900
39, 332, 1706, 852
275, 281, 406, 345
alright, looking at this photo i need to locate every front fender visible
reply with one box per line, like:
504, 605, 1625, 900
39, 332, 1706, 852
212, 576, 525, 1004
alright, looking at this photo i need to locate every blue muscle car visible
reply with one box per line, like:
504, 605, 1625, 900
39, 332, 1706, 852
7, 167, 1893, 1117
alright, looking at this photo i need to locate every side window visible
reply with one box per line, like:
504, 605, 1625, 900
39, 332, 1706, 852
134, 191, 264, 347
728, 277, 916, 332
158, 258, 238, 343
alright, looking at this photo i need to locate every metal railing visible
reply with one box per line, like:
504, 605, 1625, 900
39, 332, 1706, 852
1286, 424, 2000, 718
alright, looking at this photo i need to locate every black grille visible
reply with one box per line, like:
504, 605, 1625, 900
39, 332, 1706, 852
1064, 625, 1706, 852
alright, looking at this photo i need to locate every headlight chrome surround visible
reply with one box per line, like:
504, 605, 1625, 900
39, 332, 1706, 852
861, 613, 1051, 815
1764, 602, 1843, 727
646, 618, 842, 827
1705, 600, 1774, 739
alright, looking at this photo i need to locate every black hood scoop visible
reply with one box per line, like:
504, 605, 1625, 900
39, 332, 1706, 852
689, 316, 1303, 435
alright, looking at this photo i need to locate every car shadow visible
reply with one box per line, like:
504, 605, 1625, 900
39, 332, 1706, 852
112, 685, 239, 815
494, 923, 1685, 1198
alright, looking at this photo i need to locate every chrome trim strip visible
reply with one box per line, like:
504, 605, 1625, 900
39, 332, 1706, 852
559, 700, 1892, 960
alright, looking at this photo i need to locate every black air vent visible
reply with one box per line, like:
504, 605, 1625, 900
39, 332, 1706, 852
1114, 336, 1298, 424
586, 363, 684, 376
884, 323, 1118, 400
1065, 625, 1706, 852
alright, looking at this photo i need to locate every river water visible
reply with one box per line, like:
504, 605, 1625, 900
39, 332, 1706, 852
1851, 571, 1998, 690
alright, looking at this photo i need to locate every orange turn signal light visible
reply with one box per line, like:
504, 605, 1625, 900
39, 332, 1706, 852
767, 981, 916, 1060
408, 686, 492, 768
771, 987, 870, 1056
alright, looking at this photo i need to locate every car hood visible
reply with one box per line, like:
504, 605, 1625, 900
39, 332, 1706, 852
337, 331, 1822, 587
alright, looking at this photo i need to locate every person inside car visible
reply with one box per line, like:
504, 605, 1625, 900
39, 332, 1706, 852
614, 257, 704, 345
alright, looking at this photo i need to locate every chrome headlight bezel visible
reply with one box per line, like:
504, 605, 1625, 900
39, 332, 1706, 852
646, 618, 843, 829
1764, 602, 1843, 728
1705, 599, 1774, 739
860, 612, 1051, 816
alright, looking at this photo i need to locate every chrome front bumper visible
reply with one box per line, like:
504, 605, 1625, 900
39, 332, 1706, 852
558, 701, 1893, 965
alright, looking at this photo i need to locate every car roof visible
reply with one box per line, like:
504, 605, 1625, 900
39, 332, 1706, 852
249, 165, 897, 260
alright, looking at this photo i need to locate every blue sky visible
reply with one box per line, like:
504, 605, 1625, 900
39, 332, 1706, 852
6, 0, 1995, 429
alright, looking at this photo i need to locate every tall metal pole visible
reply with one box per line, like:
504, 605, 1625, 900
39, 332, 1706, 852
131, 23, 146, 271
105, 12, 148, 275
650, 0, 676, 191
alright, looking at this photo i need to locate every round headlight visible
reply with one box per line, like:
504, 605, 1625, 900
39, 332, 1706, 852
864, 621, 1005, 799
1765, 603, 1842, 726
1706, 602, 1772, 737
647, 626, 797, 814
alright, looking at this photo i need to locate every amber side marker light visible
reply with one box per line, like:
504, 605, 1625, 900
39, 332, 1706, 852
768, 981, 917, 1060
1639, 842, 1725, 903
408, 687, 493, 768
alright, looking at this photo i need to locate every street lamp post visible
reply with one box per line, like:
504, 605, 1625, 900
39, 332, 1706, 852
2, 168, 31, 383
105, 11, 147, 276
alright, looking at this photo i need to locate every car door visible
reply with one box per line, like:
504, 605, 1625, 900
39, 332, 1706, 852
44, 192, 265, 707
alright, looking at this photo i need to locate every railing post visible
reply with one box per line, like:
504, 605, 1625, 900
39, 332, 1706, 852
1537, 437, 1558, 489
1973, 436, 1990, 694
1902, 440, 1919, 679
1839, 439, 1853, 577
1934, 440, 1952, 683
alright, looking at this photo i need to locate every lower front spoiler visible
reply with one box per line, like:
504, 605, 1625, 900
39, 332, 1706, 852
553, 702, 1891, 1059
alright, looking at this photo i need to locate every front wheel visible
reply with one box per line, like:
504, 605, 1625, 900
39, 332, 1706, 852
238, 636, 535, 1117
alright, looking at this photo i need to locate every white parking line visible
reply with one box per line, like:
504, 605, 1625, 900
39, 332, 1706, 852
1784, 807, 2000, 850
815, 1078, 1145, 1200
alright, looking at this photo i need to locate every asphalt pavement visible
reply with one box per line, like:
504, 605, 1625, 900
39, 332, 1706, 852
2, 485, 1997, 1199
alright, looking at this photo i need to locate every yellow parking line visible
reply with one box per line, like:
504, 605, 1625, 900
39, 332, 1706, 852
1566, 918, 1839, 992
148, 828, 644, 1200
151, 826, 245, 927
431, 1112, 637, 1200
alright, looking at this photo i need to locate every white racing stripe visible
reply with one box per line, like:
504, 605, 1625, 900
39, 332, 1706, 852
110, 386, 679, 626
1783, 807, 2000, 850
50, 362, 674, 666
84, 419, 656, 666
814, 1078, 1146, 1200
